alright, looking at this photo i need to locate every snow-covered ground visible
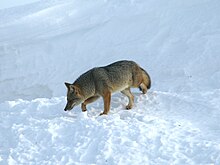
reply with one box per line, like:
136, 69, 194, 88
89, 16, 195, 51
0, 0, 220, 164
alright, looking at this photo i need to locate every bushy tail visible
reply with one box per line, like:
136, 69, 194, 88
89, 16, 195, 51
140, 67, 151, 89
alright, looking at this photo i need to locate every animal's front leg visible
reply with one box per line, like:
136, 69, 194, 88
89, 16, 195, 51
81, 96, 100, 112
100, 91, 111, 115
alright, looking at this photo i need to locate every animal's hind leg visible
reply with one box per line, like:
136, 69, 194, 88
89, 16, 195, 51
81, 96, 100, 112
121, 88, 134, 110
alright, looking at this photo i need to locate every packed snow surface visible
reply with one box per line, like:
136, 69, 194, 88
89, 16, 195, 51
0, 0, 220, 164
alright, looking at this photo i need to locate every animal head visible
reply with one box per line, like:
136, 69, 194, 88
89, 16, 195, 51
64, 82, 83, 111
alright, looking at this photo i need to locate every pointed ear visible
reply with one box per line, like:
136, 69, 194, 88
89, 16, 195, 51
65, 82, 78, 93
65, 82, 72, 89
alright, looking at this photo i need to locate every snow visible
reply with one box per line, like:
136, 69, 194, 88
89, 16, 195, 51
0, 0, 39, 10
0, 0, 220, 164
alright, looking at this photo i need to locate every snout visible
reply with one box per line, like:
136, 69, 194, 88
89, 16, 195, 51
64, 103, 75, 111
64, 104, 70, 111
64, 105, 71, 111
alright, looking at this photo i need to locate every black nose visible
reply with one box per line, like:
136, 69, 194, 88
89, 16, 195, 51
64, 105, 68, 111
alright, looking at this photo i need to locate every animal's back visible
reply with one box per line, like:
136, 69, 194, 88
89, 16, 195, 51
104, 60, 141, 84
92, 60, 143, 92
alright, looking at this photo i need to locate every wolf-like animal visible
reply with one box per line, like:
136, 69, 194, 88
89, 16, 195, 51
64, 60, 151, 115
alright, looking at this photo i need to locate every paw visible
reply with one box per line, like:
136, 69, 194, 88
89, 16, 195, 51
139, 87, 147, 94
142, 89, 147, 94
126, 105, 132, 110
81, 104, 87, 112
99, 112, 107, 116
